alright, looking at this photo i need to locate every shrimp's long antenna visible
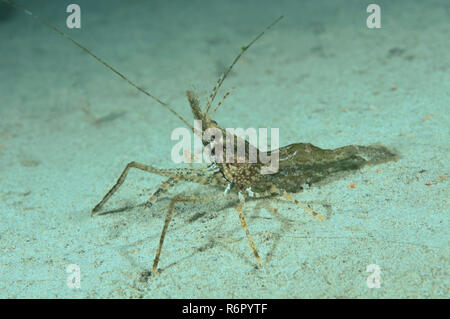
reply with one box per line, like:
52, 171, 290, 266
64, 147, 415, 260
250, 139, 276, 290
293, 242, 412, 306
2, 0, 194, 131
204, 15, 283, 115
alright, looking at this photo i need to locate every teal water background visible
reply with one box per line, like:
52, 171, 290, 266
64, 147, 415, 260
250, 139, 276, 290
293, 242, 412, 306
0, 0, 448, 297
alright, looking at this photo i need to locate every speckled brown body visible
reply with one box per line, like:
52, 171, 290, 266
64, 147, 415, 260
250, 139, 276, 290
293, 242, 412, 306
251, 143, 397, 193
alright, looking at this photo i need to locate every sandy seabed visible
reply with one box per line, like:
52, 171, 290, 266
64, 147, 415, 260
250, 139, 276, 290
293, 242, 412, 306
0, 0, 448, 298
